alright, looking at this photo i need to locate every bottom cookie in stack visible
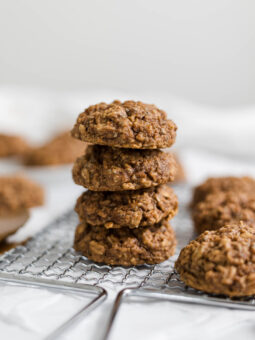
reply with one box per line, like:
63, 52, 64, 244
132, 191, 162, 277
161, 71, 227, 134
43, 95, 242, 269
74, 220, 176, 266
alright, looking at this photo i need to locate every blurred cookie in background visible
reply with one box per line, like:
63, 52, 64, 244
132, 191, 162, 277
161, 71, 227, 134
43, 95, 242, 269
170, 153, 186, 183
0, 175, 44, 242
23, 131, 87, 166
0, 133, 29, 157
0, 175, 44, 214
165, 152, 187, 186
192, 191, 255, 234
191, 176, 255, 234
191, 176, 255, 207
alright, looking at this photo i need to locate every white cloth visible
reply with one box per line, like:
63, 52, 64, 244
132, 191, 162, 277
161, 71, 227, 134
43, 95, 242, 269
0, 87, 255, 340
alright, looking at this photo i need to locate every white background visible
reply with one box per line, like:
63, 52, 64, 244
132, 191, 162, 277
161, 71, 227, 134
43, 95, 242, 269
0, 0, 255, 106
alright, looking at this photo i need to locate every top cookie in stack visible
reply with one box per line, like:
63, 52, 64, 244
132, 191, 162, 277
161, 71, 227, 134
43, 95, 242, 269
71, 100, 177, 149
71, 100, 178, 266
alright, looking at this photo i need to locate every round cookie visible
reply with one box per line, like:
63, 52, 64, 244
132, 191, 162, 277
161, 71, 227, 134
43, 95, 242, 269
71, 100, 177, 149
193, 191, 255, 234
175, 223, 255, 297
0, 133, 29, 157
74, 220, 176, 266
75, 185, 178, 229
72, 145, 177, 191
192, 176, 255, 207
0, 176, 44, 214
24, 131, 86, 166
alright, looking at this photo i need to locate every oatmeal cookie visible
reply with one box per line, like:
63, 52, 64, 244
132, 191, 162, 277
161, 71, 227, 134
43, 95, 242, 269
72, 145, 177, 191
71, 100, 177, 149
0, 176, 44, 214
0, 133, 29, 157
192, 176, 255, 207
175, 223, 255, 297
75, 185, 178, 229
23, 131, 86, 166
193, 191, 255, 234
74, 220, 176, 266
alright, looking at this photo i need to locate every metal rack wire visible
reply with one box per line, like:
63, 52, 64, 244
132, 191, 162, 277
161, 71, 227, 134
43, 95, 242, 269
0, 185, 254, 339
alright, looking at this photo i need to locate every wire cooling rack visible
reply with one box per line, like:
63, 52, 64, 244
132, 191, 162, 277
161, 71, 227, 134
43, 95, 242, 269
0, 184, 192, 291
0, 184, 255, 340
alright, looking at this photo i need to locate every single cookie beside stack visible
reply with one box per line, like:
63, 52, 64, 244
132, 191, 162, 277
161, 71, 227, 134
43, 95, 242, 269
71, 100, 178, 266
175, 222, 255, 297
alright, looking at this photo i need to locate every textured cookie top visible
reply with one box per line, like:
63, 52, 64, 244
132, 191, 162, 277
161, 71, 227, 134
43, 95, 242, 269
74, 220, 176, 266
71, 100, 177, 149
193, 191, 255, 234
72, 145, 177, 191
192, 176, 255, 207
0, 176, 44, 214
24, 131, 86, 166
0, 133, 29, 157
75, 185, 178, 229
175, 223, 255, 297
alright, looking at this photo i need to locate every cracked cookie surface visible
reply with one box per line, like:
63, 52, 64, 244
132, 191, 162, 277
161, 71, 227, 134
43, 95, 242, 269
75, 185, 178, 229
71, 100, 177, 149
74, 220, 176, 266
72, 145, 177, 191
175, 223, 255, 297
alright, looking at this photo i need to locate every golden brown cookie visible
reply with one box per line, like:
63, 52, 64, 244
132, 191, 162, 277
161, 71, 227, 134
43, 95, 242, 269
75, 185, 178, 229
175, 223, 255, 297
193, 191, 255, 234
192, 176, 255, 207
0, 176, 44, 214
0, 133, 29, 157
74, 220, 176, 266
71, 100, 177, 149
72, 145, 177, 191
23, 131, 86, 166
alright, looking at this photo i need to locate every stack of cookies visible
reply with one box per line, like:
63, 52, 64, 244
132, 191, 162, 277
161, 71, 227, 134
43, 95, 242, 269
71, 100, 178, 266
